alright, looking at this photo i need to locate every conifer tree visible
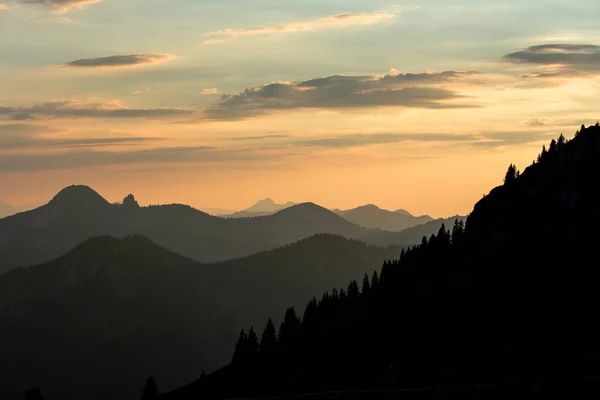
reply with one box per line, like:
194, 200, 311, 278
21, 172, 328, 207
362, 273, 371, 296
331, 287, 339, 301
504, 164, 518, 184
247, 326, 259, 355
371, 270, 380, 290
140, 375, 158, 399
347, 280, 360, 299
557, 133, 566, 149
24, 389, 44, 400
278, 307, 301, 347
232, 329, 247, 364
260, 318, 278, 353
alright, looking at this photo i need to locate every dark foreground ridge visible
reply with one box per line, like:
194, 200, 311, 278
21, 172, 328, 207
158, 123, 600, 399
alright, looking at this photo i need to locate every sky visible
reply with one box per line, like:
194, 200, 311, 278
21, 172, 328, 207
1, 0, 599, 217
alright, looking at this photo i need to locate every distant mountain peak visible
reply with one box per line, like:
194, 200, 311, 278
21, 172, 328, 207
48, 185, 110, 210
394, 208, 413, 216
245, 197, 297, 213
255, 198, 276, 206
356, 204, 382, 211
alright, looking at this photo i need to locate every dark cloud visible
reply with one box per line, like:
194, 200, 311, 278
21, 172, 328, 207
202, 70, 483, 121
0, 123, 160, 150
296, 133, 477, 148
503, 44, 600, 77
0, 100, 193, 120
62, 54, 173, 68
11, 112, 35, 121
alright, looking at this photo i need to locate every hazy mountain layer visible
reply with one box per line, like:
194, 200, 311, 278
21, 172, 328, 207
0, 188, 452, 276
0, 234, 400, 400
333, 204, 433, 231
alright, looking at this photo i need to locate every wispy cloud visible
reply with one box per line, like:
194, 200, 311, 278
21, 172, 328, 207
201, 88, 220, 95
201, 69, 483, 120
224, 134, 291, 141
61, 54, 175, 69
0, 100, 194, 120
470, 130, 556, 149
0, 145, 288, 171
202, 6, 412, 45
503, 43, 600, 77
296, 133, 477, 148
0, 123, 160, 150
18, 0, 102, 14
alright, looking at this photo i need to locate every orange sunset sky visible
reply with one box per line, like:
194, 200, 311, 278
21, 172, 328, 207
1, 0, 599, 217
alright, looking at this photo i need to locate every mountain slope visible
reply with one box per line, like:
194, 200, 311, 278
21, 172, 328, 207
333, 204, 433, 231
0, 234, 401, 400
160, 124, 600, 399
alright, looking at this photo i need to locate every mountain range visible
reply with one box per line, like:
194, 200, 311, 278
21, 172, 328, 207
0, 188, 461, 276
0, 233, 401, 400
219, 200, 434, 232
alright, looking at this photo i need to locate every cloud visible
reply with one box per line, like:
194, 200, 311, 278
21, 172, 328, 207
0, 123, 159, 150
224, 134, 291, 141
202, 69, 482, 120
503, 43, 600, 77
202, 7, 411, 45
296, 133, 477, 148
470, 130, 556, 149
201, 88, 220, 95
524, 118, 599, 127
17, 0, 102, 13
61, 54, 175, 69
0, 100, 194, 120
0, 145, 286, 171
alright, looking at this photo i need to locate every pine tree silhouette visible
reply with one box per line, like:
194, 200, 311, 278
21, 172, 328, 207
504, 164, 518, 184
259, 318, 277, 351
347, 280, 360, 299
247, 326, 259, 358
232, 329, 247, 364
24, 388, 44, 400
140, 375, 158, 399
371, 270, 380, 290
361, 273, 371, 296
